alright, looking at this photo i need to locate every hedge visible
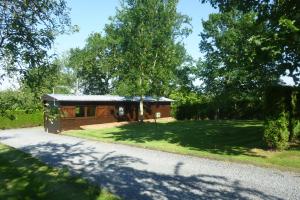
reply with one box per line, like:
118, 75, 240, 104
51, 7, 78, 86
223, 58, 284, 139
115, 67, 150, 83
0, 111, 43, 130
173, 99, 263, 120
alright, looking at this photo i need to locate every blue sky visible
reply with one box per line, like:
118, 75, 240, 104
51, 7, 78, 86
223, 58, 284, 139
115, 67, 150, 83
54, 0, 216, 59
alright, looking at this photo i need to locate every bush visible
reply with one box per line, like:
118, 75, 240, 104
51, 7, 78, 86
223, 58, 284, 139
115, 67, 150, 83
264, 113, 290, 150
263, 86, 300, 148
292, 120, 300, 140
170, 91, 215, 120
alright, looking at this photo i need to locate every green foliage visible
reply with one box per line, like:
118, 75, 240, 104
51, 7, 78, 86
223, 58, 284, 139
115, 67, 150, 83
170, 91, 214, 120
201, 0, 300, 83
0, 111, 43, 129
263, 86, 300, 148
198, 0, 300, 129
44, 102, 60, 123
68, 33, 113, 94
264, 113, 290, 150
292, 120, 300, 140
22, 58, 75, 98
198, 10, 281, 115
105, 0, 192, 97
0, 0, 72, 75
0, 90, 40, 116
264, 86, 293, 117
170, 90, 263, 120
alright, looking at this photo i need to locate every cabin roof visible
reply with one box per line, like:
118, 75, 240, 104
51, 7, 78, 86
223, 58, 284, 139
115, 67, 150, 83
42, 94, 174, 102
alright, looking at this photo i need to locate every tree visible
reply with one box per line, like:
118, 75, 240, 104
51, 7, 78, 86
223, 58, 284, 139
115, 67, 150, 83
201, 0, 300, 84
22, 57, 76, 99
199, 10, 281, 94
198, 10, 282, 118
105, 0, 191, 121
68, 33, 114, 95
0, 0, 72, 79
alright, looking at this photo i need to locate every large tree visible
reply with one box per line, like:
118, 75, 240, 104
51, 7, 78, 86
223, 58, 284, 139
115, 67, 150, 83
0, 0, 72, 79
201, 0, 300, 83
198, 10, 281, 96
198, 10, 283, 118
68, 33, 114, 95
105, 0, 191, 121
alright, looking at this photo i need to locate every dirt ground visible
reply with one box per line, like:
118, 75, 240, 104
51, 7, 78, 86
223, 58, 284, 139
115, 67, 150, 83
80, 117, 175, 130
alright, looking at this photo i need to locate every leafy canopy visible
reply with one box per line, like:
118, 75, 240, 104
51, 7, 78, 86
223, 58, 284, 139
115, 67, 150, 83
198, 10, 281, 99
0, 0, 73, 78
105, 0, 192, 97
68, 33, 114, 95
201, 0, 300, 83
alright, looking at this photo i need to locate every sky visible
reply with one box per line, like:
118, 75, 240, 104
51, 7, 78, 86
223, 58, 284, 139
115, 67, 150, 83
53, 0, 216, 59
0, 0, 294, 90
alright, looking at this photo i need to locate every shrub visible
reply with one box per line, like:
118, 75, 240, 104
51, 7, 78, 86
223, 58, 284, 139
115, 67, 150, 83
292, 120, 300, 140
263, 86, 300, 146
264, 113, 290, 150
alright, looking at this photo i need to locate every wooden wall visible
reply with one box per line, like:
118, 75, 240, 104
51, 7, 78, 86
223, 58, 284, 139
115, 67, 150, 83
57, 101, 171, 131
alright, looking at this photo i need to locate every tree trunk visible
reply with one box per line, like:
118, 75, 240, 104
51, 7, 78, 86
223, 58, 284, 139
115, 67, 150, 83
139, 96, 144, 122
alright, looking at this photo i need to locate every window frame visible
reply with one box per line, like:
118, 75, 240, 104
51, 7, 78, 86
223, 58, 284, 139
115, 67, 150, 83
75, 106, 85, 118
86, 106, 96, 118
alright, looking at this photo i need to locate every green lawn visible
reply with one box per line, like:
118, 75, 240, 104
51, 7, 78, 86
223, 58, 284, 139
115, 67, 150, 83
0, 111, 43, 129
64, 120, 300, 172
0, 143, 119, 200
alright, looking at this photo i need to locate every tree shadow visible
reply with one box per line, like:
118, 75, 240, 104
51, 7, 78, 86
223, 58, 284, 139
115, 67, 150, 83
104, 120, 266, 157
20, 141, 284, 200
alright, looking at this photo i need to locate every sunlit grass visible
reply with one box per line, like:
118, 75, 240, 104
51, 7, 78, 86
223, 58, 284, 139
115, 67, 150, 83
64, 120, 300, 172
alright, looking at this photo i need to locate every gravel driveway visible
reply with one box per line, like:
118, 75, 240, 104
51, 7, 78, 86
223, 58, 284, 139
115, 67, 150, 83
0, 127, 299, 200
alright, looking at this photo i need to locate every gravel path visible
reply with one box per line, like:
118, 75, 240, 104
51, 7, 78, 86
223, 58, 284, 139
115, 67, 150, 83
0, 127, 299, 200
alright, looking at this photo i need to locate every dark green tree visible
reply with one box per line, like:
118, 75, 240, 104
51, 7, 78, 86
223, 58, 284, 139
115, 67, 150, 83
199, 10, 281, 94
22, 57, 76, 98
201, 0, 300, 83
68, 33, 114, 95
198, 10, 282, 118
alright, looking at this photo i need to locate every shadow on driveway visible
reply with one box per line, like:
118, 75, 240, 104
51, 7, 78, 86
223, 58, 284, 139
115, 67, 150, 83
21, 142, 282, 200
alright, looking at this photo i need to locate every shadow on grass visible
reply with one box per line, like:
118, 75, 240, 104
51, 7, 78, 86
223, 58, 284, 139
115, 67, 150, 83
20, 142, 282, 200
106, 120, 265, 157
0, 145, 116, 200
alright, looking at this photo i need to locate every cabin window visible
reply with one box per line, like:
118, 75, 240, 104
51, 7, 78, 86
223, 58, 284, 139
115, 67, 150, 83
60, 107, 75, 118
86, 106, 96, 117
75, 106, 85, 117
118, 106, 125, 116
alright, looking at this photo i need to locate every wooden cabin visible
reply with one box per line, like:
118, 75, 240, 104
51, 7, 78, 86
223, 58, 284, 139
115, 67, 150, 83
42, 94, 173, 133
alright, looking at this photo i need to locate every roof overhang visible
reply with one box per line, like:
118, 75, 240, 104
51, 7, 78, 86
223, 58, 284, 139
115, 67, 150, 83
42, 94, 174, 103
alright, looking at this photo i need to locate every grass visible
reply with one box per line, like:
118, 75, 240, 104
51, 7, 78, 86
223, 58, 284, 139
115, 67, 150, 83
0, 143, 119, 200
64, 120, 300, 172
0, 111, 43, 129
